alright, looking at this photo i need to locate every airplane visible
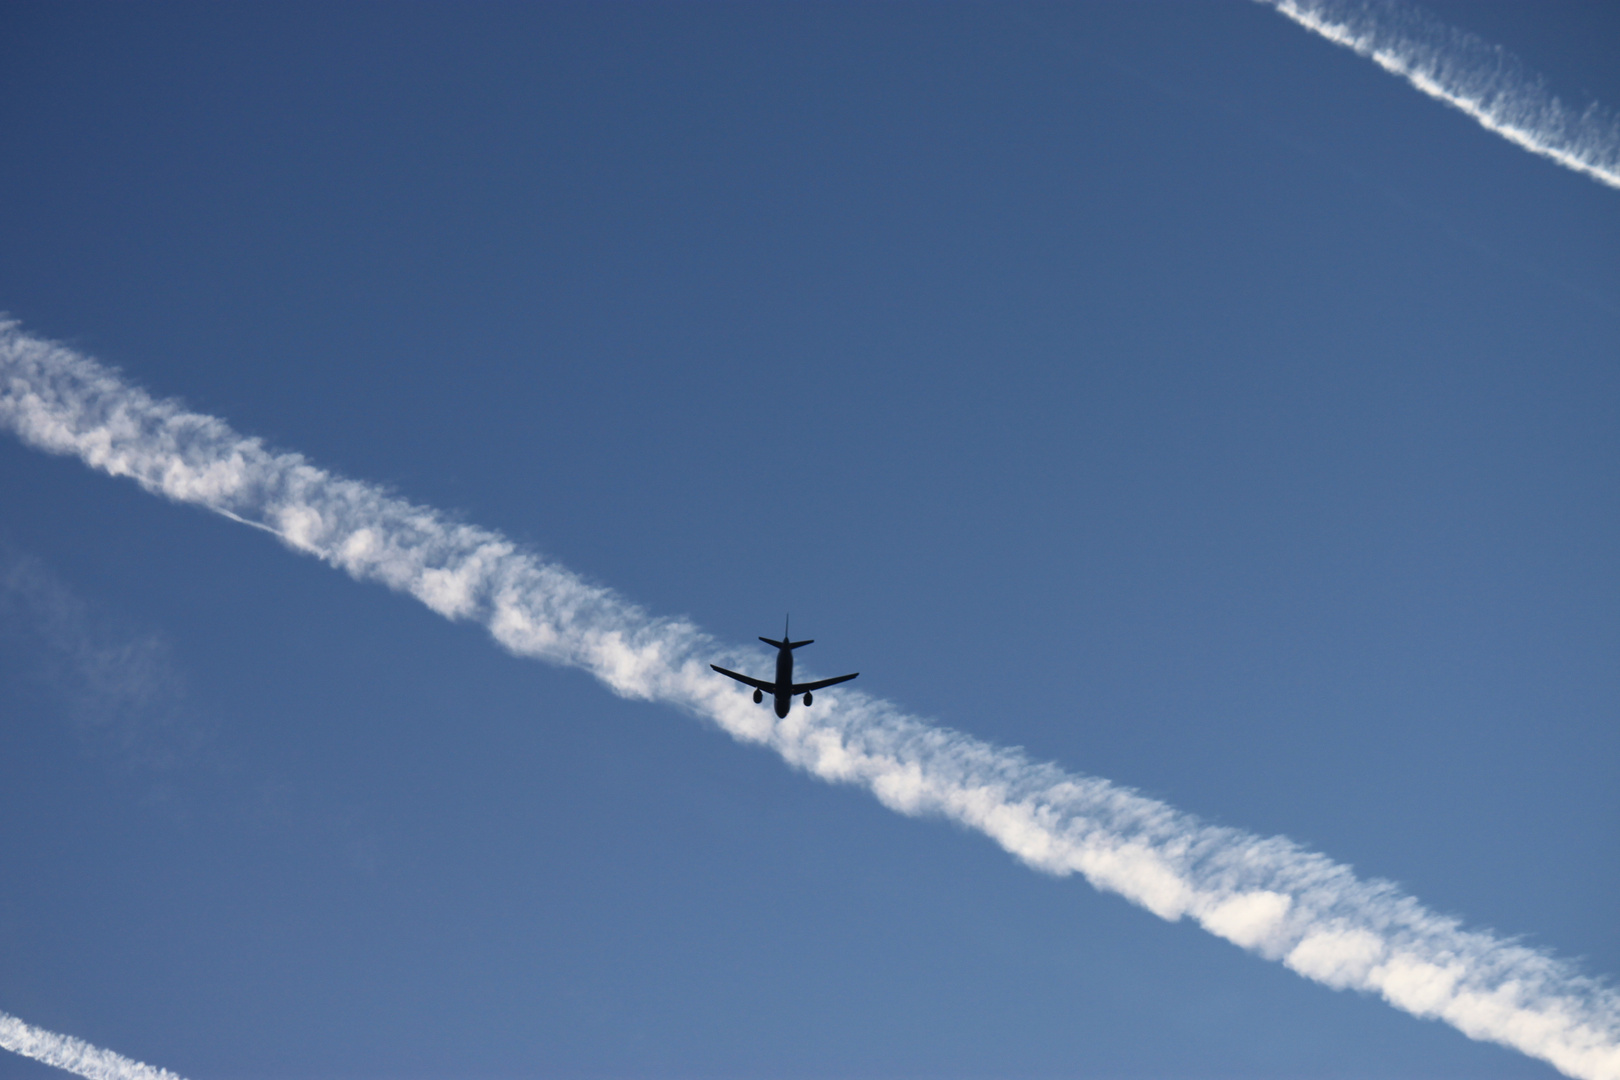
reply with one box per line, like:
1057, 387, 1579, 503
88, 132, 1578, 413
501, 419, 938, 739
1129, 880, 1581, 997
711, 617, 859, 719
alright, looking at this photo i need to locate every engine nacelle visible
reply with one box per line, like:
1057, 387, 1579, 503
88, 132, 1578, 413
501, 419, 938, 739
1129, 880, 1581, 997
803, 692, 813, 707
753, 688, 763, 704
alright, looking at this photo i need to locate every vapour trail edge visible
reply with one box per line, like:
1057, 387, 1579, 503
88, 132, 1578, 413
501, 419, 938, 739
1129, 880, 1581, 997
0, 1010, 188, 1080
1257, 0, 1620, 190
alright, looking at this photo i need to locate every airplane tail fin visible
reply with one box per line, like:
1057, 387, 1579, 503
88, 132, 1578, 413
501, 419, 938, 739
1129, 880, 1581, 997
759, 636, 815, 650
761, 614, 814, 650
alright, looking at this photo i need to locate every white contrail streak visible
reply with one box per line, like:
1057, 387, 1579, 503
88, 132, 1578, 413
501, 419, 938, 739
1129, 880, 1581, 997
2, 321, 1617, 1080
1256, 0, 1620, 190
0, 1009, 187, 1080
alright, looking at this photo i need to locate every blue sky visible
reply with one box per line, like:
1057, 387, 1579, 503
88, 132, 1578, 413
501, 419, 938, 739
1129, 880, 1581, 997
1, 2, 1617, 1078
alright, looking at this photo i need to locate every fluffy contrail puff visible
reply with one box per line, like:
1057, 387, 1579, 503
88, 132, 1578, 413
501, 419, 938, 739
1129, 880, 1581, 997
1257, 0, 1620, 190
2, 321, 1617, 1080
0, 1009, 187, 1080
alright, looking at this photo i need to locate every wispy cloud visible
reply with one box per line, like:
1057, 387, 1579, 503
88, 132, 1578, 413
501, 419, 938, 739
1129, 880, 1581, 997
0, 544, 201, 774
2, 320, 1617, 1079
0, 1009, 187, 1080
0, 540, 387, 875
1257, 0, 1620, 190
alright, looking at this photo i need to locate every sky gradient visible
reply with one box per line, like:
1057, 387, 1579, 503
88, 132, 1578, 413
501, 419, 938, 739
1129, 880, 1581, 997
2, 2, 1617, 1078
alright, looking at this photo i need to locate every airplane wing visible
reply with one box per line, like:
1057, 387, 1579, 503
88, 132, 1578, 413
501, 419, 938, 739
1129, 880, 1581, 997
789, 672, 859, 694
711, 664, 776, 692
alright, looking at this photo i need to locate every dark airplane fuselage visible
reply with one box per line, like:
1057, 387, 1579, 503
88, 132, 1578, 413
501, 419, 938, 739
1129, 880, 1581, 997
709, 623, 858, 718
773, 646, 795, 718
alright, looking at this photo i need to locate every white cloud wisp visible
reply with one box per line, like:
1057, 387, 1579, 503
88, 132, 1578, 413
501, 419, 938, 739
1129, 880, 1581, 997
1257, 0, 1620, 190
2, 321, 1617, 1080
0, 546, 198, 771
0, 1009, 187, 1080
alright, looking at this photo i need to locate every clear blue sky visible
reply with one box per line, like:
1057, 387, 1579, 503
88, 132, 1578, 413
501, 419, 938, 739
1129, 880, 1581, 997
1, 2, 1616, 1077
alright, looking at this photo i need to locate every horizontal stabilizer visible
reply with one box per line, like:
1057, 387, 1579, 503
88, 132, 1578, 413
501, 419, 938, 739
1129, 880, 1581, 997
760, 636, 815, 650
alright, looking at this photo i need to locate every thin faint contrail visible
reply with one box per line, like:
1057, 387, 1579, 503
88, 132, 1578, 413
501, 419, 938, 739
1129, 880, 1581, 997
1256, 0, 1620, 190
2, 321, 1617, 1080
0, 1009, 187, 1080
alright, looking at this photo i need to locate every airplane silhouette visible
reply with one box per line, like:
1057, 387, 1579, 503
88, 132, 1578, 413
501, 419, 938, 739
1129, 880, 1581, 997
711, 617, 859, 718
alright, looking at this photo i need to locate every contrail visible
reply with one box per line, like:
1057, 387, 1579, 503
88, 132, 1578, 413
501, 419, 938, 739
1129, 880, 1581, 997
2, 321, 1617, 1080
0, 1008, 187, 1080
1256, 0, 1620, 190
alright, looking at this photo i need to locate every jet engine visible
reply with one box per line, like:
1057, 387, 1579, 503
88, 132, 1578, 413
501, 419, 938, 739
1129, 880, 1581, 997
753, 688, 763, 704
803, 692, 813, 706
